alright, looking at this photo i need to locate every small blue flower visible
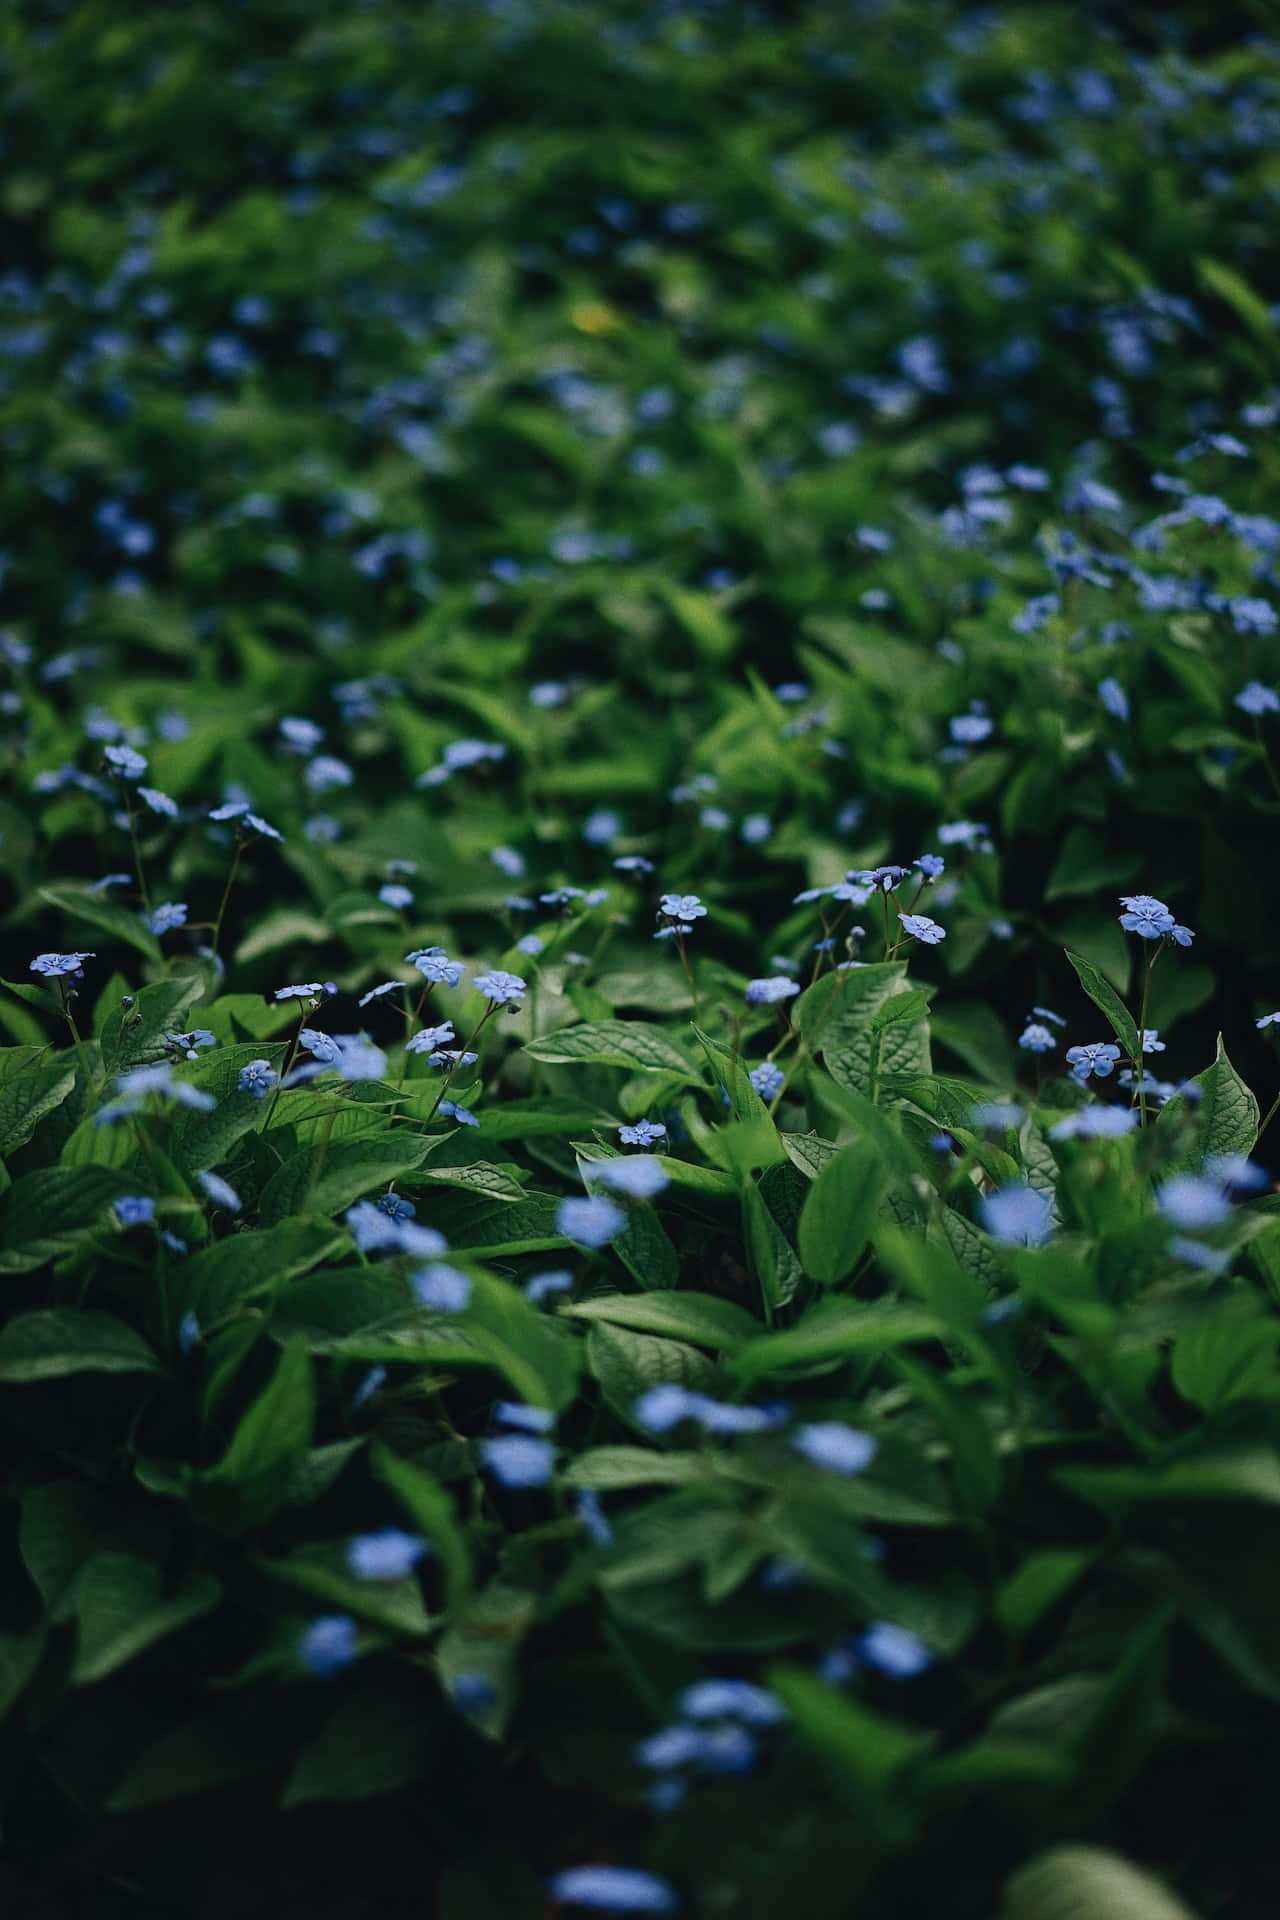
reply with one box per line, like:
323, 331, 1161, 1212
30, 951, 95, 978
1257, 1012, 1280, 1030
377, 1192, 416, 1222
658, 893, 707, 922
276, 981, 331, 1001
1168, 1237, 1232, 1273
1118, 894, 1174, 939
358, 980, 407, 1009
980, 1184, 1053, 1246
516, 934, 545, 957
145, 901, 188, 936
524, 1268, 574, 1304
346, 1528, 429, 1581
636, 1724, 706, 1771
749, 1062, 786, 1101
411, 1263, 472, 1312
589, 1157, 669, 1200
677, 1679, 787, 1725
1168, 923, 1195, 947
1156, 1175, 1232, 1232
899, 912, 946, 945
113, 1196, 155, 1227
1018, 1022, 1057, 1053
304, 754, 354, 793
104, 743, 147, 779
494, 1401, 555, 1433
1097, 677, 1129, 722
970, 1101, 1024, 1129
745, 976, 801, 1005
405, 946, 466, 986
481, 1433, 555, 1488
1142, 1030, 1165, 1054
405, 1021, 457, 1056
575, 1487, 612, 1545
914, 853, 945, 878
379, 883, 413, 910
546, 1867, 678, 1914
238, 1060, 278, 1099
138, 786, 178, 817
619, 1120, 666, 1147
1049, 1106, 1138, 1139
196, 1171, 241, 1212
633, 1384, 699, 1433
1065, 1042, 1122, 1081
1032, 1005, 1066, 1027
949, 713, 993, 745
438, 1099, 479, 1127
473, 969, 527, 1006
857, 1622, 933, 1678
557, 1195, 625, 1247
299, 1615, 358, 1677
791, 1422, 877, 1475
450, 1672, 497, 1715
350, 1365, 386, 1411
178, 1311, 201, 1355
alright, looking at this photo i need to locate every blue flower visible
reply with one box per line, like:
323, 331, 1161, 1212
238, 1060, 278, 1099
857, 1622, 933, 1678
557, 1195, 626, 1247
949, 713, 993, 745
196, 1171, 241, 1212
636, 1724, 706, 1771
30, 951, 95, 978
1168, 923, 1195, 947
749, 1062, 786, 1101
1156, 1175, 1232, 1232
619, 1120, 666, 1147
378, 880, 413, 909
517, 934, 545, 957
589, 1156, 669, 1200
1257, 1012, 1280, 1030
138, 785, 178, 817
1018, 1022, 1057, 1053
980, 1184, 1053, 1246
1049, 1106, 1138, 1140
405, 946, 466, 986
377, 1192, 416, 1222
113, 1196, 155, 1227
1142, 1029, 1166, 1053
899, 913, 946, 945
411, 1263, 472, 1311
275, 981, 332, 1002
346, 1528, 429, 1581
1065, 1042, 1122, 1081
791, 1422, 877, 1475
634, 1384, 700, 1433
914, 853, 945, 878
1118, 894, 1175, 939
145, 901, 188, 936
970, 1101, 1024, 1130
677, 1679, 787, 1726
405, 1021, 457, 1056
166, 1029, 217, 1061
450, 1672, 497, 1715
104, 743, 147, 779
546, 1867, 678, 1914
745, 976, 801, 1005
481, 1433, 555, 1488
614, 854, 656, 875
438, 1099, 479, 1127
299, 1615, 358, 1677
524, 1268, 574, 1304
1168, 1237, 1232, 1273
1097, 676, 1129, 721
473, 969, 527, 1006
658, 893, 707, 922
494, 1401, 555, 1433
358, 980, 407, 1008
575, 1488, 612, 1546
304, 754, 354, 793
1032, 1005, 1066, 1027
178, 1311, 201, 1356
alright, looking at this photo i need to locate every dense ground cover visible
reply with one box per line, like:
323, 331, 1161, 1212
4, 1, 1280, 1913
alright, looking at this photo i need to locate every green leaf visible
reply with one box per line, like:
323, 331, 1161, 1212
371, 1444, 473, 1611
106, 1709, 272, 1811
524, 1019, 702, 1083
436, 1582, 537, 1741
190, 1340, 315, 1536
280, 1687, 427, 1806
741, 1177, 803, 1313
587, 1323, 718, 1428
0, 1309, 163, 1383
174, 1223, 343, 1325
258, 1135, 434, 1226
564, 1291, 761, 1350
105, 975, 206, 1070
254, 1542, 430, 1635
732, 1299, 947, 1384
0, 1626, 46, 1723
1172, 1311, 1279, 1412
767, 1663, 927, 1838
561, 1447, 718, 1491
72, 1554, 222, 1684
1002, 1847, 1198, 1920
1158, 1034, 1259, 1170
0, 1059, 77, 1154
1044, 826, 1141, 902
797, 1139, 888, 1286
1063, 949, 1140, 1063
867, 988, 932, 1034
416, 1160, 528, 1203
37, 885, 161, 963
0, 1166, 138, 1272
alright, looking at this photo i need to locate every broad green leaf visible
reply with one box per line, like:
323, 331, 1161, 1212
372, 1445, 472, 1611
72, 1554, 222, 1684
190, 1340, 315, 1536
564, 1291, 761, 1350
0, 1059, 76, 1154
106, 1709, 273, 1811
561, 1447, 719, 1491
1157, 1034, 1259, 1171
1002, 1846, 1198, 1920
258, 1135, 434, 1226
586, 1323, 718, 1428
281, 1688, 427, 1806
1063, 949, 1140, 1063
867, 987, 932, 1034
767, 1663, 927, 1835
254, 1542, 430, 1635
733, 1299, 947, 1383
172, 1223, 343, 1324
524, 1019, 702, 1084
1172, 1312, 1279, 1412
416, 1160, 527, 1203
797, 1138, 888, 1286
103, 975, 206, 1070
0, 1309, 162, 1383
436, 1582, 537, 1741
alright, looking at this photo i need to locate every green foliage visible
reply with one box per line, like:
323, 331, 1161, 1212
3, 1, 1280, 1912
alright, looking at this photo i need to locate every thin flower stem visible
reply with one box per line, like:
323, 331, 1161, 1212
208, 841, 245, 963
119, 782, 153, 915
1256, 1092, 1280, 1149
421, 1003, 498, 1126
